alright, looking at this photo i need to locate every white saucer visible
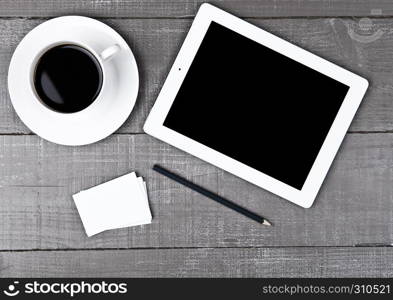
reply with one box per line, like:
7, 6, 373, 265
8, 16, 139, 146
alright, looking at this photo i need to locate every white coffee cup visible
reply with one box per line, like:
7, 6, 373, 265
8, 16, 139, 145
30, 42, 122, 114
28, 35, 125, 120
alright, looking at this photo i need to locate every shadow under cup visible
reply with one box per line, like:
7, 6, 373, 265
33, 44, 103, 113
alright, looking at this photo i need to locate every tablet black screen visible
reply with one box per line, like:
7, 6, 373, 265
163, 21, 349, 190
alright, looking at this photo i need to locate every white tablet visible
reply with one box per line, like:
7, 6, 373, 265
144, 3, 368, 208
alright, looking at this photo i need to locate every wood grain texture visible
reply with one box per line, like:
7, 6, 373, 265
0, 1, 392, 18
1, 18, 392, 134
1, 1, 392, 278
1, 247, 393, 277
0, 133, 392, 250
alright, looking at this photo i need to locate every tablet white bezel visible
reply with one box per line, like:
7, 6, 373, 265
143, 3, 369, 208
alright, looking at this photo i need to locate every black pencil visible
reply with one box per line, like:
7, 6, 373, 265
153, 164, 272, 226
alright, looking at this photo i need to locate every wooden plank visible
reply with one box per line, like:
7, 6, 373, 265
1, 247, 393, 277
0, 1, 392, 18
0, 133, 392, 250
1, 18, 392, 134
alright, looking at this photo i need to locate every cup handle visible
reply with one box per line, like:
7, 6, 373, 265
100, 44, 121, 61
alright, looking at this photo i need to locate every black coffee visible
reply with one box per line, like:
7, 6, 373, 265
34, 44, 103, 113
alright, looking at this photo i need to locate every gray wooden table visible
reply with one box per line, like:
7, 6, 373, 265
0, 0, 393, 277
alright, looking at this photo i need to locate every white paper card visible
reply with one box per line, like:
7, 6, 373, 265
73, 172, 152, 237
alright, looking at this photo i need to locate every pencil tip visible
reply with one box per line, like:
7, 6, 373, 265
262, 219, 272, 226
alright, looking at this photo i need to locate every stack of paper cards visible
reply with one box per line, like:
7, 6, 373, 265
73, 172, 152, 237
